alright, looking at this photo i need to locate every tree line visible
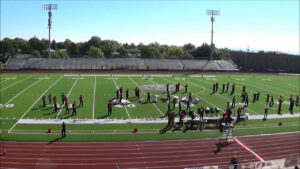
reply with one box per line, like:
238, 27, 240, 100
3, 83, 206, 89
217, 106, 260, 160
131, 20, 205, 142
0, 36, 231, 60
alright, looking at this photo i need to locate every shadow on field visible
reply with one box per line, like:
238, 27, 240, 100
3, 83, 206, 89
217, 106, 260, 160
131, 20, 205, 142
99, 115, 109, 119
48, 137, 64, 144
42, 107, 53, 111
43, 111, 56, 116
159, 124, 173, 134
31, 105, 44, 110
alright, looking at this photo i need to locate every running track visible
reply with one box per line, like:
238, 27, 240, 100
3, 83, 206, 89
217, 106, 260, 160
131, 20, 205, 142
0, 132, 299, 169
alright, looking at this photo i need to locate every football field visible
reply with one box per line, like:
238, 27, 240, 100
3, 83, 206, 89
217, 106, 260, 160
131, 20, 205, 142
0, 73, 299, 141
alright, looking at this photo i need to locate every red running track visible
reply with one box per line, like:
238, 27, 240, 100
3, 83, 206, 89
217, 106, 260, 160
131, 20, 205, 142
0, 132, 299, 169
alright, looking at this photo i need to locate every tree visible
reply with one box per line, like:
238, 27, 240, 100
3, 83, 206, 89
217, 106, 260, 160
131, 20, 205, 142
117, 46, 128, 57
69, 42, 80, 56
56, 42, 66, 49
99, 40, 119, 57
52, 50, 69, 58
183, 43, 196, 52
32, 50, 41, 57
167, 46, 184, 59
28, 37, 47, 53
51, 40, 57, 50
192, 43, 211, 59
86, 46, 104, 58
64, 39, 72, 49
87, 36, 101, 48
13, 38, 30, 54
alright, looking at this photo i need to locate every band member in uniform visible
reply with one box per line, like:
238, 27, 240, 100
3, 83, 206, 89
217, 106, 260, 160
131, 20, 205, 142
42, 95, 46, 107
79, 95, 83, 107
296, 94, 299, 107
226, 83, 229, 92
179, 111, 185, 127
289, 98, 294, 114
256, 92, 260, 101
184, 84, 188, 93
231, 96, 236, 108
166, 83, 169, 92
188, 91, 192, 102
178, 101, 182, 114
61, 93, 65, 105
116, 89, 119, 99
197, 107, 204, 121
119, 87, 123, 95
222, 84, 225, 93
146, 92, 151, 103
186, 100, 191, 111
167, 91, 170, 101
134, 87, 138, 98
72, 101, 77, 116
61, 122, 66, 138
245, 92, 249, 107
136, 88, 140, 99
108, 101, 113, 116
253, 93, 257, 102
278, 96, 283, 115
172, 98, 177, 110
167, 101, 171, 112
212, 83, 216, 93
119, 91, 123, 103
48, 94, 52, 104
231, 84, 235, 95
289, 94, 293, 101
266, 93, 270, 103
54, 99, 58, 112
264, 103, 269, 120
215, 82, 219, 92
65, 96, 69, 114
270, 95, 274, 107
125, 89, 129, 100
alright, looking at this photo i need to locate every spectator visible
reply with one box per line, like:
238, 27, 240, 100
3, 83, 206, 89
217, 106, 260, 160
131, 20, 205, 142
229, 155, 238, 169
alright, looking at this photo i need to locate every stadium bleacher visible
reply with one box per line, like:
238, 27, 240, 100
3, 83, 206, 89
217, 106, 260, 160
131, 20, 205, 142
5, 58, 239, 71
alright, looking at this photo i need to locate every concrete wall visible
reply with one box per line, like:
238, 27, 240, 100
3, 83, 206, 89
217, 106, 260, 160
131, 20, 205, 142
230, 51, 300, 73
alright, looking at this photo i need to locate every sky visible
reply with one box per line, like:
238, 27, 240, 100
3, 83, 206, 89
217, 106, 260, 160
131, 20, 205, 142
1, 0, 299, 54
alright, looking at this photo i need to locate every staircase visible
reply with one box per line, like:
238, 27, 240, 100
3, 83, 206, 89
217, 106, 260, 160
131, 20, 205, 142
219, 123, 234, 144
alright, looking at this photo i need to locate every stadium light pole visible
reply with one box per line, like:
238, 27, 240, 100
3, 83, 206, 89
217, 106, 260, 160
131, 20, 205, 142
206, 10, 220, 60
42, 4, 57, 59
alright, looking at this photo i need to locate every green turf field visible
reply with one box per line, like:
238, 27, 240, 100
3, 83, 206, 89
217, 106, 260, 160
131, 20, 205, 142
0, 73, 299, 142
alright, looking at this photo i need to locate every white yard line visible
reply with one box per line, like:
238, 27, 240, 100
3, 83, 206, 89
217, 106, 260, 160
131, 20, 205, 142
0, 76, 32, 92
7, 76, 64, 134
55, 77, 79, 119
0, 79, 42, 109
218, 76, 290, 103
159, 76, 225, 112
92, 76, 96, 119
112, 76, 131, 119
128, 77, 164, 116
0, 78, 9, 84
250, 79, 296, 95
189, 78, 258, 114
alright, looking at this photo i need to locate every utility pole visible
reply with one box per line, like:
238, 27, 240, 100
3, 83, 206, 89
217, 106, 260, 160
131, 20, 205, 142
42, 4, 57, 59
206, 10, 220, 60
